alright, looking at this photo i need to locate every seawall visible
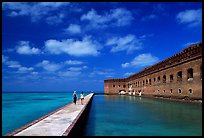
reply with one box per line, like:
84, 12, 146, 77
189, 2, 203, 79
5, 93, 94, 136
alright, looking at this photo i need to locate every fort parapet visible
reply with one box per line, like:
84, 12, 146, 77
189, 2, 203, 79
104, 42, 202, 101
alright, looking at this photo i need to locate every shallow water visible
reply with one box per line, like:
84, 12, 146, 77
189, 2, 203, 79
2, 92, 89, 135
82, 95, 202, 136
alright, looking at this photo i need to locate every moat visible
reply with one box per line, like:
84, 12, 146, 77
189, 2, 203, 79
82, 94, 202, 136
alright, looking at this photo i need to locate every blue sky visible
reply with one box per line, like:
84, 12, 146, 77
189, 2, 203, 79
2, 2, 202, 92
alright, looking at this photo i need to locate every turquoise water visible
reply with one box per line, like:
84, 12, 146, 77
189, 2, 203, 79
82, 95, 202, 136
2, 92, 90, 136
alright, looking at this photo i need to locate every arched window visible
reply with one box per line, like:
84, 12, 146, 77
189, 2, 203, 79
170, 74, 173, 82
146, 79, 148, 85
158, 76, 160, 82
149, 79, 151, 85
123, 85, 126, 88
177, 71, 182, 81
170, 89, 173, 93
178, 89, 182, 93
187, 68, 193, 81
163, 75, 166, 83
113, 84, 115, 87
143, 80, 144, 86
118, 85, 120, 87
189, 89, 192, 94
154, 78, 156, 82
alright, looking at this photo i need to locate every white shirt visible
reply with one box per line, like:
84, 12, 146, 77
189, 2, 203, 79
80, 94, 84, 99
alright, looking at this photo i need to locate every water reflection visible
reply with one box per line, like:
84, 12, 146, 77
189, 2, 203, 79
83, 95, 202, 136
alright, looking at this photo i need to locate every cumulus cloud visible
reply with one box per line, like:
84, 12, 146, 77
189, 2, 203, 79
36, 60, 62, 72
16, 41, 41, 55
64, 60, 83, 65
2, 2, 69, 23
106, 34, 142, 53
65, 24, 81, 34
81, 8, 133, 28
45, 13, 65, 25
176, 9, 202, 27
122, 53, 159, 68
2, 55, 35, 73
44, 36, 101, 57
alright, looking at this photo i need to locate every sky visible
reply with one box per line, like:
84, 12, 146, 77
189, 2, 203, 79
2, 2, 202, 92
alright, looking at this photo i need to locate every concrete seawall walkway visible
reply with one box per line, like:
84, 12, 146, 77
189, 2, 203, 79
7, 93, 94, 136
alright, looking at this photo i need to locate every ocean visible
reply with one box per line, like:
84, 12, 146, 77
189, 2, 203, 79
2, 92, 202, 136
2, 91, 90, 136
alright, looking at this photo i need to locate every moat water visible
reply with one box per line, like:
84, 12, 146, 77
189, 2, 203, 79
82, 95, 202, 136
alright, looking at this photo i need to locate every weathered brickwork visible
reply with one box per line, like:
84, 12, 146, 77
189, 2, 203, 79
104, 42, 202, 101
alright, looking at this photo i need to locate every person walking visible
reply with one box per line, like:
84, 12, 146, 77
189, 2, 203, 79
80, 92, 84, 105
73, 91, 77, 104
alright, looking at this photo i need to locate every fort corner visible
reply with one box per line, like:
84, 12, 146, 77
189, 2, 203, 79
104, 42, 202, 102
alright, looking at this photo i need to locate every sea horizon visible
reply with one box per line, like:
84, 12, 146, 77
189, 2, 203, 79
2, 91, 104, 93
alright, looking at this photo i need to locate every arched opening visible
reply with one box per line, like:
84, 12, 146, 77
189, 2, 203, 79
149, 79, 151, 85
177, 71, 182, 81
158, 76, 160, 82
187, 68, 193, 81
170, 74, 173, 82
146, 79, 148, 85
113, 84, 115, 87
189, 88, 192, 94
163, 75, 166, 83
178, 89, 182, 93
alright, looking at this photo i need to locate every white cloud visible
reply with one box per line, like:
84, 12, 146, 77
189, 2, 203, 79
176, 9, 202, 27
31, 71, 38, 75
16, 41, 41, 55
65, 24, 81, 34
81, 8, 133, 28
142, 14, 157, 21
68, 67, 82, 71
124, 72, 134, 77
17, 67, 34, 73
122, 53, 159, 68
44, 36, 101, 57
58, 71, 81, 77
64, 60, 83, 65
6, 61, 21, 68
2, 55, 35, 73
2, 2, 69, 23
2, 55, 8, 63
89, 69, 114, 77
106, 34, 142, 53
46, 13, 64, 25
36, 60, 62, 72
184, 41, 200, 47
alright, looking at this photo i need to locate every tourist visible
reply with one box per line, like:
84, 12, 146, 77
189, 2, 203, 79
73, 91, 77, 104
80, 92, 84, 105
